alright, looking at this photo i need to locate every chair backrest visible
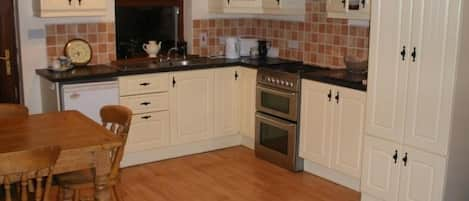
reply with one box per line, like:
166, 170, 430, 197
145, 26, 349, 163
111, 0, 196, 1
99, 105, 132, 181
0, 104, 29, 118
0, 146, 61, 201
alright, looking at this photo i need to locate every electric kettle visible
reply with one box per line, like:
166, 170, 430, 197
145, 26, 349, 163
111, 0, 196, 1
225, 37, 240, 59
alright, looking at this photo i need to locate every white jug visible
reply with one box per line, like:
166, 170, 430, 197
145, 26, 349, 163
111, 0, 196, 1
225, 37, 240, 59
143, 41, 162, 58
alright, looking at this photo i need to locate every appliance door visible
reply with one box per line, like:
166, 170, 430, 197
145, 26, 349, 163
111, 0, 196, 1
62, 81, 119, 123
255, 112, 297, 170
256, 85, 298, 121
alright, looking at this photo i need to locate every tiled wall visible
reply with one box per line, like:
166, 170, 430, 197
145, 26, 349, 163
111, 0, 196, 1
192, 0, 370, 68
45, 22, 116, 65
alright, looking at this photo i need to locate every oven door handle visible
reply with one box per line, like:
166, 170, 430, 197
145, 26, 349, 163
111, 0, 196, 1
257, 85, 297, 97
256, 113, 297, 127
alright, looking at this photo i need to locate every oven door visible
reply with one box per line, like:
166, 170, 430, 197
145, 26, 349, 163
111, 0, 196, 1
255, 112, 297, 170
256, 85, 298, 121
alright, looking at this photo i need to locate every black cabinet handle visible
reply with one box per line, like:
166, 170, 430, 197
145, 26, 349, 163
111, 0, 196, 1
411, 47, 417, 62
78, 0, 82, 6
141, 115, 152, 120
335, 91, 340, 104
402, 152, 408, 166
401, 46, 406, 61
276, 0, 280, 5
227, 0, 230, 5
68, 0, 72, 5
327, 90, 332, 102
235, 71, 239, 80
342, 0, 346, 8
361, 0, 366, 8
140, 82, 150, 86
393, 150, 398, 164
172, 77, 176, 88
140, 102, 151, 106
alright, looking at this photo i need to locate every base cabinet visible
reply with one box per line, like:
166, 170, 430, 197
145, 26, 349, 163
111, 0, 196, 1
300, 79, 366, 179
239, 68, 257, 140
214, 68, 241, 137
126, 112, 171, 153
170, 69, 215, 145
361, 136, 447, 201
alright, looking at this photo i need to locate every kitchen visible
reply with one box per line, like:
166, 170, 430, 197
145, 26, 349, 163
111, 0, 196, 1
0, 0, 468, 201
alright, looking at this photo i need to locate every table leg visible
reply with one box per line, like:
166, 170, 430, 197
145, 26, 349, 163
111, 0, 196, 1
94, 150, 112, 201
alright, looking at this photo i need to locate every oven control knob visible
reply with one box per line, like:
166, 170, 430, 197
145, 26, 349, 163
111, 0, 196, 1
290, 83, 294, 88
267, 77, 271, 82
275, 79, 280, 84
280, 80, 285, 85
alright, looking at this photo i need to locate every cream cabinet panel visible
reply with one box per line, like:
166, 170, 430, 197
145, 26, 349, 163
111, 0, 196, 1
327, 0, 371, 20
170, 70, 214, 145
262, 0, 281, 9
331, 87, 366, 178
208, 0, 304, 15
366, 0, 411, 143
214, 68, 240, 137
239, 68, 257, 139
361, 136, 401, 201
327, 0, 346, 13
126, 112, 170, 153
120, 93, 169, 114
76, 0, 107, 10
299, 80, 333, 167
403, 0, 458, 156
399, 146, 446, 201
39, 0, 75, 11
33, 0, 107, 17
226, 0, 262, 9
119, 73, 169, 96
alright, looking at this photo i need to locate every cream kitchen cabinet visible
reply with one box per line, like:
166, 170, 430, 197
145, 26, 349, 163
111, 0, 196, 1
170, 69, 215, 145
300, 79, 366, 179
208, 0, 304, 15
361, 136, 446, 201
239, 68, 258, 144
214, 68, 241, 137
327, 0, 370, 20
33, 0, 107, 17
119, 73, 171, 153
363, 0, 469, 200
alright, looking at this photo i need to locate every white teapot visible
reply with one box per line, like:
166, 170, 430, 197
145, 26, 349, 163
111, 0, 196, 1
142, 41, 162, 58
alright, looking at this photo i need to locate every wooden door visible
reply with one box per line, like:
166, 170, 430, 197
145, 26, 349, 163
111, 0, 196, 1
239, 68, 257, 139
365, 0, 412, 143
126, 111, 170, 153
170, 70, 214, 145
361, 136, 401, 201
214, 68, 240, 137
0, 0, 20, 103
299, 80, 333, 167
330, 87, 366, 178
77, 0, 107, 10
398, 146, 446, 201
403, 0, 461, 156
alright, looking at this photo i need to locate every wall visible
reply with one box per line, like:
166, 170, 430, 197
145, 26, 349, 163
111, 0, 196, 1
17, 0, 115, 114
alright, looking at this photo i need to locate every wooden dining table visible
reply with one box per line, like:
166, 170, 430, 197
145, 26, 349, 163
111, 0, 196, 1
0, 110, 123, 201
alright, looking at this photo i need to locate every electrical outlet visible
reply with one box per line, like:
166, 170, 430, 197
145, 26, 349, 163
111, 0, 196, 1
200, 32, 208, 48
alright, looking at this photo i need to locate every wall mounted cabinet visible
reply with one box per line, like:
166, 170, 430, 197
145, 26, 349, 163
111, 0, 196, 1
33, 0, 107, 17
300, 79, 366, 179
208, 0, 305, 15
326, 0, 370, 20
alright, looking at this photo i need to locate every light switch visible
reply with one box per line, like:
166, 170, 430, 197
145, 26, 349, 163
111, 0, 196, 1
200, 32, 208, 48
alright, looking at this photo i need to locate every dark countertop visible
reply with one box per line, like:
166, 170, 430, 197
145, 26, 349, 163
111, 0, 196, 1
36, 57, 366, 91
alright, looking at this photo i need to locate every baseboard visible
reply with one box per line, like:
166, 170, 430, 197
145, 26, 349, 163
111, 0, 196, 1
240, 135, 255, 150
303, 159, 361, 192
121, 135, 243, 168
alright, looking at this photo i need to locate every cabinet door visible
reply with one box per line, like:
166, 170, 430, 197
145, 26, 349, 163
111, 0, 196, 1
398, 146, 446, 201
366, 0, 412, 143
170, 70, 214, 145
361, 136, 401, 201
76, 0, 107, 10
226, 0, 262, 8
355, 0, 371, 16
331, 87, 366, 178
126, 112, 170, 153
262, 0, 281, 9
299, 80, 333, 167
327, 0, 347, 13
41, 0, 75, 10
239, 68, 257, 139
403, 0, 461, 156
214, 68, 240, 137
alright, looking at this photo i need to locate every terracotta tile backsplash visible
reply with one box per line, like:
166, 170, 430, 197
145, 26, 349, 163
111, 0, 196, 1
192, 0, 370, 68
45, 22, 116, 65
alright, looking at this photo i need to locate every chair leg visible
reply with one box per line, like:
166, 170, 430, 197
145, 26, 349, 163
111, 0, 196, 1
56, 187, 61, 201
111, 186, 122, 201
73, 190, 80, 201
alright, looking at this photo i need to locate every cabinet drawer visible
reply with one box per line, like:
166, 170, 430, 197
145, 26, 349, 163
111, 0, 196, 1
120, 93, 169, 114
126, 111, 170, 153
119, 73, 169, 96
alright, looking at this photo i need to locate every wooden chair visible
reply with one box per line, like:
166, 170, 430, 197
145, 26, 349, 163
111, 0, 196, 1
0, 146, 61, 201
56, 105, 132, 201
0, 104, 29, 118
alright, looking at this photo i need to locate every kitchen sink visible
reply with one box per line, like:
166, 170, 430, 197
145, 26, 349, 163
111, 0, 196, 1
116, 58, 209, 72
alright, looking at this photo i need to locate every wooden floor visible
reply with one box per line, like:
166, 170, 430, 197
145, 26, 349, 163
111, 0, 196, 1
115, 146, 360, 201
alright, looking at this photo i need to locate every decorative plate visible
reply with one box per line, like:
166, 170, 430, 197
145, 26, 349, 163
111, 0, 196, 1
64, 39, 93, 66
